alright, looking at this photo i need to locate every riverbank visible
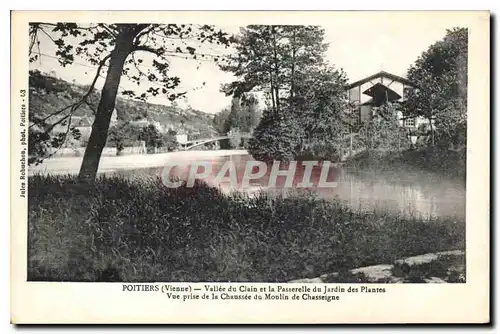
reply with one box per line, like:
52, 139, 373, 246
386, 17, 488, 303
345, 146, 466, 178
290, 250, 465, 283
28, 174, 465, 282
29, 149, 249, 176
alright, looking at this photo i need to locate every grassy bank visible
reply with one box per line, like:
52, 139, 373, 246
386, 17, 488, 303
345, 146, 466, 178
28, 174, 465, 282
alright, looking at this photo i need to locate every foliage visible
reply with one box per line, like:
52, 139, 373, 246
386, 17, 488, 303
404, 27, 468, 148
30, 23, 231, 101
162, 129, 179, 152
345, 28, 468, 175
220, 25, 328, 114
212, 107, 231, 134
28, 120, 82, 165
248, 110, 305, 162
222, 25, 350, 162
29, 23, 231, 178
29, 69, 88, 100
295, 142, 341, 162
28, 174, 465, 282
227, 95, 261, 133
211, 107, 232, 149
358, 104, 411, 152
107, 122, 140, 155
138, 124, 164, 153
291, 66, 350, 158
212, 94, 261, 134
346, 145, 466, 179
212, 93, 261, 149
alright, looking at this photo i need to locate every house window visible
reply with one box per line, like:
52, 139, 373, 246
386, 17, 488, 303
404, 118, 415, 127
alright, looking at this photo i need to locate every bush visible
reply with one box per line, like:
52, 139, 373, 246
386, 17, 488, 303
138, 124, 164, 154
28, 174, 465, 282
162, 131, 179, 152
107, 122, 141, 154
357, 108, 412, 153
296, 142, 341, 162
247, 110, 305, 163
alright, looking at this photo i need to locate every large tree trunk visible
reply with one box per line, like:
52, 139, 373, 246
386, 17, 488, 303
78, 28, 137, 180
274, 86, 280, 115
269, 71, 276, 114
429, 116, 435, 146
290, 29, 296, 99
271, 26, 280, 115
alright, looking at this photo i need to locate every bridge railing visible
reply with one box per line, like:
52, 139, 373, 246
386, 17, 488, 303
185, 132, 252, 144
182, 132, 253, 150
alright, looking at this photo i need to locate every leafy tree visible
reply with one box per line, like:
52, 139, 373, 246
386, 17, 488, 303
28, 122, 82, 164
212, 107, 232, 149
139, 124, 164, 154
107, 124, 126, 155
107, 122, 139, 155
404, 27, 468, 148
247, 110, 305, 162
291, 66, 350, 154
281, 25, 329, 100
163, 129, 179, 152
212, 93, 261, 149
358, 104, 411, 153
221, 25, 347, 161
220, 25, 327, 114
227, 96, 243, 130
212, 107, 231, 134
224, 94, 261, 133
29, 23, 231, 179
240, 93, 261, 132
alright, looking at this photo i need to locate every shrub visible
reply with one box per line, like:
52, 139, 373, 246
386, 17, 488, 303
138, 124, 164, 154
247, 110, 305, 163
107, 122, 141, 155
296, 141, 341, 162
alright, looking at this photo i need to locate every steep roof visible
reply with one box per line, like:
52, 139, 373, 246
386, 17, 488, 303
346, 70, 415, 90
363, 82, 402, 106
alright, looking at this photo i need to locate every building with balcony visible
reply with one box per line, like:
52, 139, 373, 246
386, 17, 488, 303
346, 70, 429, 130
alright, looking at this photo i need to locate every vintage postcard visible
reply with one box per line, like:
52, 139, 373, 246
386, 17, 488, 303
11, 10, 490, 324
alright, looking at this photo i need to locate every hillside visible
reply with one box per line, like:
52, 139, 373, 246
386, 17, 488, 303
28, 70, 217, 136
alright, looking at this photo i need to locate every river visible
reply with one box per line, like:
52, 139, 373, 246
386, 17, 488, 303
113, 153, 466, 220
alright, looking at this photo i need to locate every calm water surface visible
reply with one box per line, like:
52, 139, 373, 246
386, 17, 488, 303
113, 154, 465, 220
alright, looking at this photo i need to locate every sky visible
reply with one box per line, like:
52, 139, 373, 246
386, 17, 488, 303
30, 23, 452, 115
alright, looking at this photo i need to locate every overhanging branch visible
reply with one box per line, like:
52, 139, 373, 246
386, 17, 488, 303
29, 53, 112, 129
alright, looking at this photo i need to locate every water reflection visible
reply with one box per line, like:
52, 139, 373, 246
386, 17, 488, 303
113, 154, 465, 220
328, 168, 465, 219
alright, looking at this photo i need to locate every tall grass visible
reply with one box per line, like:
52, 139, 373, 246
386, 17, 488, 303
28, 174, 465, 282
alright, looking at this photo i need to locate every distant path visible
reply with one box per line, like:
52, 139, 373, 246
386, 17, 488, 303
29, 150, 249, 176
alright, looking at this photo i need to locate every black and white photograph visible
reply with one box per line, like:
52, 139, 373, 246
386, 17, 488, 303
10, 10, 490, 324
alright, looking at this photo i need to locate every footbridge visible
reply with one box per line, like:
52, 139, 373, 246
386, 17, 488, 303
181, 131, 367, 158
183, 132, 253, 150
